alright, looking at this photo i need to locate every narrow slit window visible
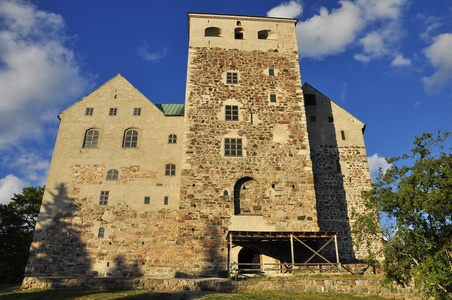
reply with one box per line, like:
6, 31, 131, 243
98, 227, 105, 238
144, 196, 150, 204
164, 196, 168, 205
341, 130, 346, 140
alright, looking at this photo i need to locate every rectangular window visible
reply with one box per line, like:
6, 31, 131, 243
133, 108, 141, 116
109, 108, 117, 116
269, 68, 275, 76
164, 196, 168, 205
226, 72, 238, 84
99, 191, 109, 205
341, 130, 346, 140
85, 108, 94, 115
225, 138, 243, 157
310, 116, 316, 122
144, 196, 150, 204
304, 94, 316, 106
225, 105, 239, 121
328, 116, 334, 123
270, 94, 277, 103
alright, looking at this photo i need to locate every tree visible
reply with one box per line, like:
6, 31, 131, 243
0, 186, 43, 283
354, 131, 452, 299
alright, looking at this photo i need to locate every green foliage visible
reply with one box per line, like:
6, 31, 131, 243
0, 186, 43, 283
353, 131, 452, 299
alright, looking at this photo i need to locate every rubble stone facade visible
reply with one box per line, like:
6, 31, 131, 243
24, 13, 380, 282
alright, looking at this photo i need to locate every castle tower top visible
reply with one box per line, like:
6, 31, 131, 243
188, 13, 299, 53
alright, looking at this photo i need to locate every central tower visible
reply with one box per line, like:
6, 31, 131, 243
179, 13, 319, 275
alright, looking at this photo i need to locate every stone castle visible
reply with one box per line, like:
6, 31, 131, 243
24, 13, 380, 283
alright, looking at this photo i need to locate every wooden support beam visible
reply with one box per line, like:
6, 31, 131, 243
290, 235, 294, 270
293, 235, 332, 264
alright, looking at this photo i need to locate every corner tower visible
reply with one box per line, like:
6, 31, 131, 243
179, 13, 319, 275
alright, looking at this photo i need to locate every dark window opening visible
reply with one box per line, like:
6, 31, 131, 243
304, 94, 316, 106
165, 164, 176, 176
328, 116, 334, 123
123, 129, 138, 148
133, 108, 141, 116
236, 21, 241, 26
205, 27, 222, 37
109, 108, 117, 116
225, 138, 243, 157
225, 105, 239, 121
235, 27, 244, 39
269, 68, 275, 76
238, 248, 261, 273
164, 196, 168, 205
98, 227, 105, 238
99, 191, 109, 205
341, 130, 346, 140
144, 196, 150, 204
85, 108, 94, 115
270, 94, 277, 102
226, 72, 238, 84
234, 177, 254, 215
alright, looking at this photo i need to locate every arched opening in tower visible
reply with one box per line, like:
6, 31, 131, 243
238, 247, 261, 273
233, 176, 254, 215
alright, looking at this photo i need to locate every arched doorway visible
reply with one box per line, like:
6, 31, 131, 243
234, 177, 254, 215
238, 247, 261, 273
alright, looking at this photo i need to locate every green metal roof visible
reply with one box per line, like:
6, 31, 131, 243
155, 104, 185, 116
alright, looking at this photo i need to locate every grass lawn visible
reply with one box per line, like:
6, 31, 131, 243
0, 286, 390, 300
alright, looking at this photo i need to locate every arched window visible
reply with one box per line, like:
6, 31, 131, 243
98, 227, 105, 238
83, 129, 99, 148
168, 134, 177, 144
258, 30, 277, 40
123, 129, 138, 148
165, 164, 176, 176
205, 27, 222, 37
234, 177, 254, 215
235, 27, 244, 39
106, 169, 119, 180
223, 190, 229, 196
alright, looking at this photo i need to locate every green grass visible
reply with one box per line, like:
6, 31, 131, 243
202, 291, 389, 299
0, 289, 391, 300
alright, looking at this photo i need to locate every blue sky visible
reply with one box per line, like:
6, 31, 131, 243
0, 0, 451, 204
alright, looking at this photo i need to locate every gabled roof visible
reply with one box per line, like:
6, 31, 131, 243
155, 104, 185, 116
302, 82, 366, 132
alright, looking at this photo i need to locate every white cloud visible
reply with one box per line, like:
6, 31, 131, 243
266, 1, 303, 19
413, 100, 421, 109
358, 31, 389, 57
297, 1, 364, 58
0, 174, 29, 205
340, 83, 347, 101
391, 54, 411, 66
356, 0, 406, 21
420, 22, 441, 42
0, 0, 92, 148
353, 53, 371, 63
137, 43, 167, 62
422, 33, 452, 94
2, 151, 50, 185
368, 153, 391, 182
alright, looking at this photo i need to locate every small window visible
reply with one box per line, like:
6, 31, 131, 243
165, 164, 176, 176
164, 196, 168, 205
234, 27, 244, 39
98, 227, 105, 238
133, 108, 141, 116
258, 30, 277, 40
109, 108, 117, 116
168, 134, 177, 144
106, 169, 119, 180
310, 116, 316, 122
205, 27, 222, 37
225, 138, 243, 157
144, 196, 150, 204
85, 108, 94, 116
328, 116, 334, 123
225, 105, 239, 121
123, 129, 138, 148
236, 21, 241, 26
223, 190, 229, 196
226, 72, 238, 84
270, 94, 277, 103
269, 68, 275, 76
341, 130, 346, 140
83, 129, 99, 148
99, 191, 109, 205
304, 94, 316, 106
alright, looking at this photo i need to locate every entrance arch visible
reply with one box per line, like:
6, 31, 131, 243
233, 177, 254, 215
238, 247, 261, 273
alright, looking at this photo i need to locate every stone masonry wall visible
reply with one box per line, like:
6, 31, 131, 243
179, 46, 318, 275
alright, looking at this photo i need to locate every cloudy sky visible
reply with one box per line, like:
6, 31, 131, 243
0, 0, 451, 204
